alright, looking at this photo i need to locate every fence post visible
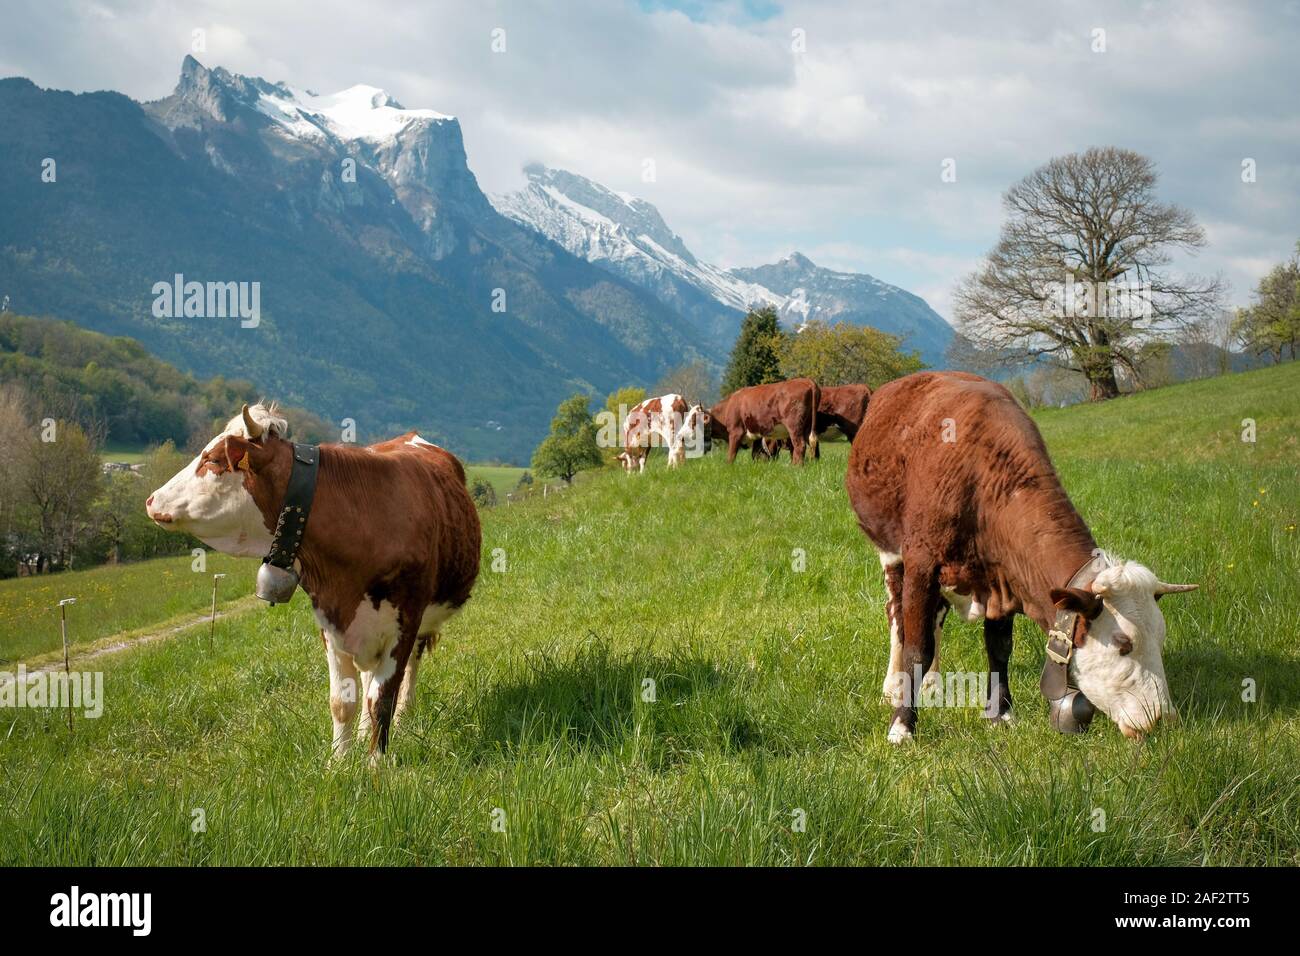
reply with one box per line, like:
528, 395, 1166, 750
209, 573, 226, 650
58, 598, 76, 733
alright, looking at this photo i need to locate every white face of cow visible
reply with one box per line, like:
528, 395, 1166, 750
678, 405, 710, 458
1068, 561, 1197, 739
145, 404, 286, 557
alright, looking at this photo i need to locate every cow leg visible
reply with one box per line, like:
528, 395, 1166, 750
889, 562, 940, 743
881, 555, 906, 704
325, 631, 361, 759
368, 623, 418, 757
790, 430, 806, 465
922, 602, 946, 696
726, 431, 742, 463
394, 632, 435, 727
983, 615, 1015, 723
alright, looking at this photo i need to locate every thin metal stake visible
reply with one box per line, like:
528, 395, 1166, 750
210, 573, 227, 649
58, 598, 76, 733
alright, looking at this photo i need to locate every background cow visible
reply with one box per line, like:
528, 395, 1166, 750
817, 383, 872, 444
146, 404, 480, 759
845, 372, 1196, 743
761, 383, 871, 461
708, 378, 820, 464
617, 393, 708, 472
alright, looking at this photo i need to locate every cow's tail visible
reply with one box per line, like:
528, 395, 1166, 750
808, 380, 821, 456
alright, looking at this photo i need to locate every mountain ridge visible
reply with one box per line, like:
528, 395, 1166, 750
0, 60, 713, 462
492, 164, 954, 364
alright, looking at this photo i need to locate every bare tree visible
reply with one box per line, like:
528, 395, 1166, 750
1178, 308, 1237, 380
953, 147, 1222, 399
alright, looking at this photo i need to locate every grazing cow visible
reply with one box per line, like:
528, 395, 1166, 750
617, 393, 709, 472
817, 383, 872, 443
845, 372, 1196, 743
145, 404, 480, 759
708, 378, 821, 465
755, 437, 791, 461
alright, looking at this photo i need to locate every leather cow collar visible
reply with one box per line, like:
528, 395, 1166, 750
254, 442, 320, 605
1040, 551, 1110, 732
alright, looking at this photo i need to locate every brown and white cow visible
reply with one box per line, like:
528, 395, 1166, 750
707, 378, 820, 464
617, 393, 709, 472
146, 404, 480, 760
845, 372, 1196, 743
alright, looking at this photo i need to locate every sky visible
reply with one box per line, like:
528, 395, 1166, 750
3, 0, 1297, 318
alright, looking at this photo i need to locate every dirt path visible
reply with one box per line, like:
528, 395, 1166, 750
0, 596, 261, 682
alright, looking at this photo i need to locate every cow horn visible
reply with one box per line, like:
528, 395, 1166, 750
1153, 582, 1198, 595
241, 403, 264, 440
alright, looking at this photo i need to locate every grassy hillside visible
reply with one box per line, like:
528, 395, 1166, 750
466, 464, 528, 499
0, 553, 257, 664
0, 365, 1296, 865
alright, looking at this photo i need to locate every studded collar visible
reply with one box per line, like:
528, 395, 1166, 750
263, 443, 319, 571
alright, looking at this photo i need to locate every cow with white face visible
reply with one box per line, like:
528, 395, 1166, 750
145, 405, 284, 556
845, 372, 1198, 743
616, 394, 710, 472
147, 403, 481, 761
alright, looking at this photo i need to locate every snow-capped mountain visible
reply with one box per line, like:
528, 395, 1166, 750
492, 164, 773, 350
730, 253, 954, 365
494, 164, 772, 311
493, 165, 953, 364
0, 58, 710, 461
150, 56, 494, 258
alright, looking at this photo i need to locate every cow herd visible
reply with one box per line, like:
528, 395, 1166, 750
618, 378, 874, 469
146, 370, 1196, 760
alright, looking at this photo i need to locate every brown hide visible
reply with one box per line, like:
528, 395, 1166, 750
844, 371, 1095, 630
816, 384, 871, 441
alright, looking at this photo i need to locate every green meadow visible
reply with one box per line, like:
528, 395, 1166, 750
466, 464, 529, 498
1, 364, 1296, 865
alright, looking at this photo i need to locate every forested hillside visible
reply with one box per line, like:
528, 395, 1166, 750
0, 313, 331, 447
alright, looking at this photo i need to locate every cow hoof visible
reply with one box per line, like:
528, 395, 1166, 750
887, 718, 914, 744
984, 710, 1015, 727
920, 670, 942, 695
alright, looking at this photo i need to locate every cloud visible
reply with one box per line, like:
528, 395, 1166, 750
2, 0, 1296, 310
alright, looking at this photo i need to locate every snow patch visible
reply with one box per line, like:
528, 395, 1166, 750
257, 83, 454, 143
